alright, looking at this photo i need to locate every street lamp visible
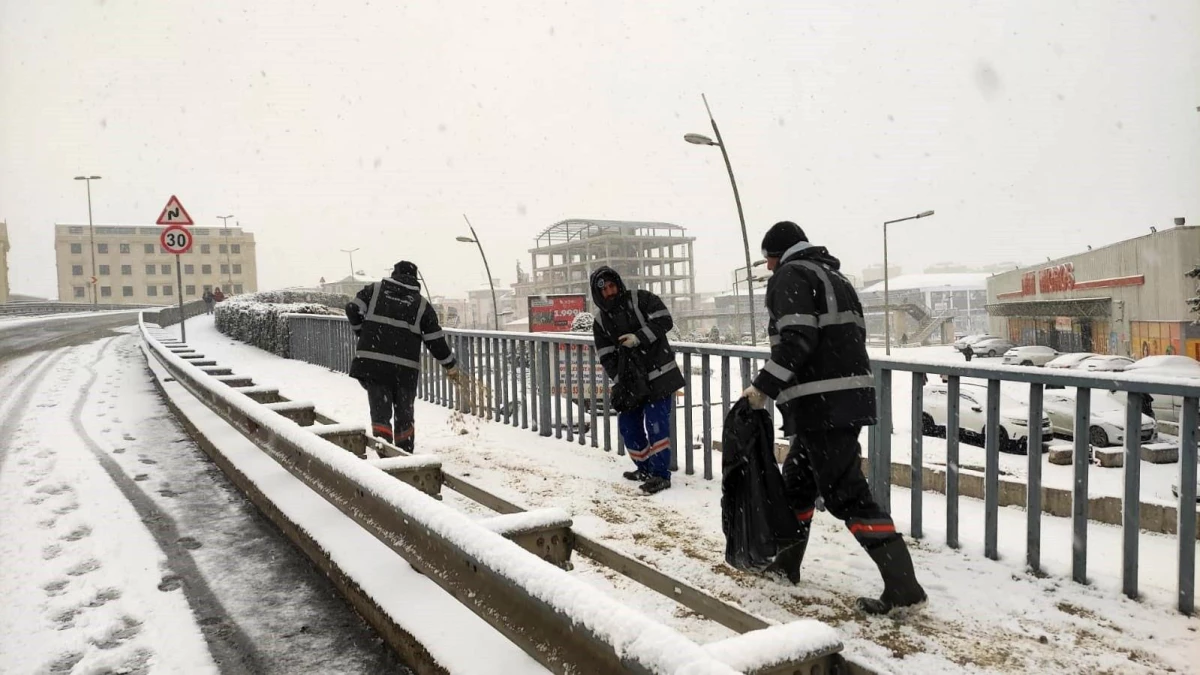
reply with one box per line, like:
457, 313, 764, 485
882, 209, 935, 355
216, 214, 234, 292
73, 175, 101, 308
684, 94, 757, 345
340, 248, 360, 280
457, 215, 500, 331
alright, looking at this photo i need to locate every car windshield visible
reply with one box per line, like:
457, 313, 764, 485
1048, 353, 1096, 367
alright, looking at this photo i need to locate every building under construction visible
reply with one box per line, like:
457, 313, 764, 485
527, 219, 696, 317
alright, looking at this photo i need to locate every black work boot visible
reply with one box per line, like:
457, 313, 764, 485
623, 469, 650, 482
764, 537, 809, 585
857, 537, 927, 615
639, 476, 671, 494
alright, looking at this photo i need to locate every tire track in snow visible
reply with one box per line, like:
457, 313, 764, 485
70, 336, 266, 675
0, 349, 70, 476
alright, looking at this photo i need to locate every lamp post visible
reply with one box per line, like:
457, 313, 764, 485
457, 215, 500, 331
685, 93, 757, 346
340, 248, 360, 280
882, 210, 935, 355
216, 214, 234, 292
73, 175, 101, 308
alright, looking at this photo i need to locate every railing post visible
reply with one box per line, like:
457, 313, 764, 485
1122, 392, 1142, 600
946, 375, 961, 549
720, 356, 731, 422
521, 341, 530, 430
984, 378, 1001, 560
538, 341, 552, 438
1026, 383, 1043, 571
1178, 397, 1197, 615
684, 353, 695, 475
877, 368, 893, 512
565, 344, 575, 443
701, 354, 713, 480
575, 345, 587, 446
589, 347, 598, 447
910, 371, 924, 540
1072, 387, 1092, 583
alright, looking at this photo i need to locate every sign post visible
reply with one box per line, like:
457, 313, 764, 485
157, 195, 195, 341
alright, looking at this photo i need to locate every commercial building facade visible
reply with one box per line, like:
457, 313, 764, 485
55, 224, 258, 305
986, 225, 1200, 358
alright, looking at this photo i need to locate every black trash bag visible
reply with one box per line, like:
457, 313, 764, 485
721, 399, 803, 572
609, 348, 650, 413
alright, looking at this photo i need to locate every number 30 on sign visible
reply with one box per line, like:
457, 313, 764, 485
160, 225, 193, 254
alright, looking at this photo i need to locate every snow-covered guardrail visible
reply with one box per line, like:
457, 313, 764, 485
140, 310, 848, 673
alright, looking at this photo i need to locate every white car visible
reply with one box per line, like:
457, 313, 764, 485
1078, 355, 1134, 372
1113, 356, 1200, 425
922, 382, 1051, 453
969, 337, 1017, 358
1002, 345, 1059, 366
1041, 389, 1156, 447
1045, 352, 1098, 369
952, 334, 996, 351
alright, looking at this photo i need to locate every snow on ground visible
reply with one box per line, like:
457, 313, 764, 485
0, 339, 218, 675
0, 309, 144, 330
185, 315, 1200, 674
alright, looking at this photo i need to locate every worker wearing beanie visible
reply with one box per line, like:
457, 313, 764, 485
742, 221, 927, 615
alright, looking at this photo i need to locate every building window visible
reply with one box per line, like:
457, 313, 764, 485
185, 285, 196, 296
162, 285, 173, 296
220, 264, 229, 275
100, 286, 111, 297
99, 265, 110, 275
233, 284, 243, 294
231, 244, 241, 254
72, 265, 83, 276
202, 264, 212, 274
122, 286, 133, 297
73, 287, 85, 298
97, 243, 108, 254
232, 264, 242, 275
144, 243, 155, 254
120, 243, 131, 254
121, 265, 132, 275
70, 243, 82, 254
147, 286, 157, 297
219, 244, 228, 254
201, 244, 211, 254
203, 284, 212, 293
161, 264, 171, 275
145, 264, 156, 275
184, 264, 194, 275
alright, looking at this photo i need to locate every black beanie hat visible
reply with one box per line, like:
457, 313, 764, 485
393, 260, 418, 278
760, 221, 808, 258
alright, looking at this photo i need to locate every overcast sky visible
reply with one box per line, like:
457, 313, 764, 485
2, 0, 1198, 299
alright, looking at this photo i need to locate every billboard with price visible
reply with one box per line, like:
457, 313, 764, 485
528, 294, 587, 333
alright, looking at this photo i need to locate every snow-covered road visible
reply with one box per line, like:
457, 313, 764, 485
179, 314, 1200, 674
0, 320, 408, 674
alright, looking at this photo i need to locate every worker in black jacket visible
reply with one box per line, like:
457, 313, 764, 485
741, 222, 926, 615
590, 266, 685, 494
346, 261, 462, 451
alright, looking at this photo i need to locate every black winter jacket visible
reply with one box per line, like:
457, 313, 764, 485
752, 242, 876, 434
589, 267, 686, 402
345, 273, 456, 383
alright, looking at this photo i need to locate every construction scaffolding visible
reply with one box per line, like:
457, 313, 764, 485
529, 219, 696, 316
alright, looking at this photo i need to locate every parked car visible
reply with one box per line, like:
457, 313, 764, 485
922, 382, 1051, 453
1113, 356, 1200, 426
1002, 345, 1059, 366
952, 334, 996, 351
1078, 355, 1134, 372
1045, 352, 1099, 369
1041, 389, 1156, 446
969, 337, 1016, 358
1124, 355, 1200, 373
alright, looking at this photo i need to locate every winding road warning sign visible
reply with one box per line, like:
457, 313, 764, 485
156, 195, 194, 226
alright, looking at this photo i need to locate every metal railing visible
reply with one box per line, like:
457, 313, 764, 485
285, 315, 1199, 615
0, 301, 162, 316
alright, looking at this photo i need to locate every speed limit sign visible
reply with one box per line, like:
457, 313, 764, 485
160, 225, 193, 254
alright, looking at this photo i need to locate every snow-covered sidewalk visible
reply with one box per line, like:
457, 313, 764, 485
184, 315, 1200, 674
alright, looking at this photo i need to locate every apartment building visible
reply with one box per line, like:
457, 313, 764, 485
54, 224, 258, 305
0, 221, 10, 303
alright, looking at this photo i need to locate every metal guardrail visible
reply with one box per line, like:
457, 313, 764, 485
0, 301, 162, 316
149, 309, 848, 673
286, 314, 1199, 615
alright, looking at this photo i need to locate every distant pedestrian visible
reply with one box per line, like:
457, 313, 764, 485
212, 287, 226, 303
590, 266, 685, 495
202, 288, 215, 314
959, 345, 973, 362
346, 261, 463, 450
740, 221, 926, 615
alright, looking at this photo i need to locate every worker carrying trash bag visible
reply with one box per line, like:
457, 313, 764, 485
721, 398, 804, 574
739, 221, 927, 615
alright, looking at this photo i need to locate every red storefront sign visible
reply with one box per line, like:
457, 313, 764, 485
1038, 263, 1075, 293
528, 294, 587, 333
999, 263, 1142, 300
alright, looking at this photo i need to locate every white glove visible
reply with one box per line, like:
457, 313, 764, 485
618, 333, 640, 348
742, 385, 767, 410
